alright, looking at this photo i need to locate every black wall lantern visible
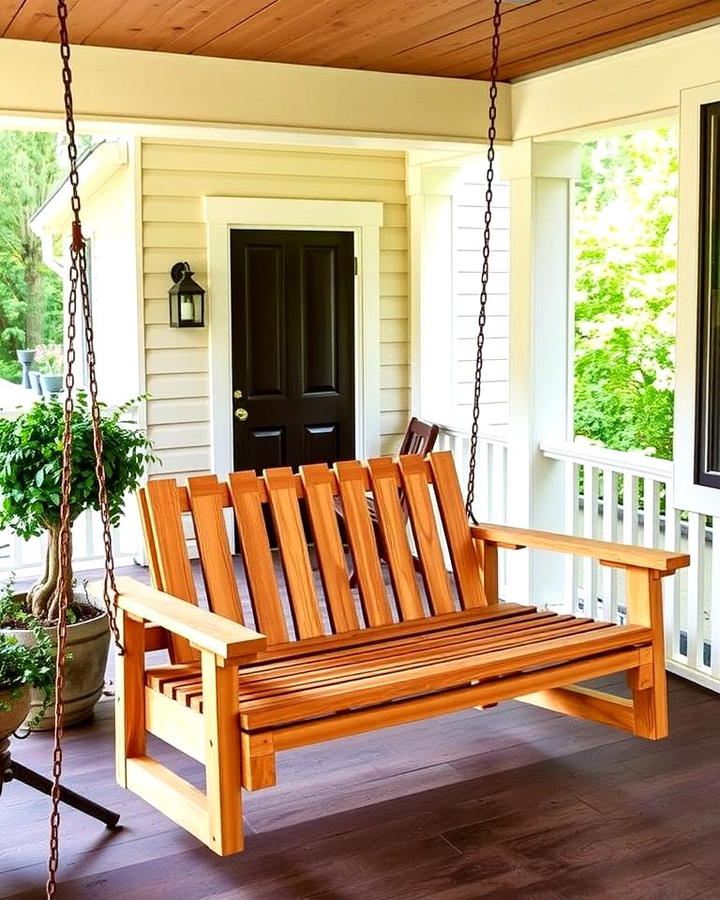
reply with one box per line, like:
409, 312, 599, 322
169, 261, 205, 327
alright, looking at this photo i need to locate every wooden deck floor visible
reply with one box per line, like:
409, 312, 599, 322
3, 570, 720, 898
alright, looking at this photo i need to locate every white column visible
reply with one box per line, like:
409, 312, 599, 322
408, 162, 465, 423
504, 140, 581, 607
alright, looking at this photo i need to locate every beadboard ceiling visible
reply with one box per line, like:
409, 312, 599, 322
2, 0, 720, 81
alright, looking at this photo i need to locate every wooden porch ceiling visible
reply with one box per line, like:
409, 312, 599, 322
2, 0, 720, 82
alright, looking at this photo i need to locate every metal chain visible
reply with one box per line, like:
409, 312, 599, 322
47, 2, 123, 895
465, 0, 503, 522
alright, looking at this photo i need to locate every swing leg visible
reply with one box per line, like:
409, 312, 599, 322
10, 761, 121, 829
625, 566, 669, 739
116, 606, 246, 855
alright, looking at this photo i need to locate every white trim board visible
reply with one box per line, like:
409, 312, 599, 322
204, 196, 383, 479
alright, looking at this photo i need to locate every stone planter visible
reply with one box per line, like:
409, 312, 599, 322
6, 594, 110, 731
40, 373, 64, 397
16, 350, 35, 390
28, 370, 43, 396
0, 685, 30, 743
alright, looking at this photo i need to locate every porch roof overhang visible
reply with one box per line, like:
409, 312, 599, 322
0, 37, 509, 152
2, 0, 720, 83
2, 13, 720, 150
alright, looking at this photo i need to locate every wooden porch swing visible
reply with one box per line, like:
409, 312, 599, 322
121, 452, 688, 855
47, 0, 690, 876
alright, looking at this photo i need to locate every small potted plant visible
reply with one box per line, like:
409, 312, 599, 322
34, 344, 64, 397
0, 581, 55, 745
0, 394, 156, 729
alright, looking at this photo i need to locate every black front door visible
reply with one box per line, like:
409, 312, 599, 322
230, 229, 355, 473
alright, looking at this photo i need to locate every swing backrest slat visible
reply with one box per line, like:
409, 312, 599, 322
138, 451, 487, 659
301, 463, 360, 633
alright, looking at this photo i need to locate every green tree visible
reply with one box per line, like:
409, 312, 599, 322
0, 131, 63, 382
574, 128, 678, 460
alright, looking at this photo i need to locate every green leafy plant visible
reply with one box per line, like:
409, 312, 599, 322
0, 576, 55, 726
0, 131, 63, 383
0, 394, 158, 622
574, 127, 677, 460
33, 343, 64, 375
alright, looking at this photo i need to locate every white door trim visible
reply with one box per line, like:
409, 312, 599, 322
204, 196, 383, 478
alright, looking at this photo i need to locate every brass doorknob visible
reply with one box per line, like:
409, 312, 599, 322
235, 408, 249, 422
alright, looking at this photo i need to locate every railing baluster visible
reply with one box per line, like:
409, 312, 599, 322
643, 479, 661, 549
602, 467, 620, 623
477, 440, 491, 522
563, 461, 579, 615
664, 506, 683, 661
582, 465, 599, 618
497, 444, 508, 599
491, 442, 505, 525
686, 513, 705, 670
622, 473, 640, 546
500, 444, 508, 525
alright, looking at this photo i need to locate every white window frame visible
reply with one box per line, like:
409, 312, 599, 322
675, 81, 720, 515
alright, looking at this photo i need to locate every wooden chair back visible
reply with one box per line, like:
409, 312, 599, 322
138, 451, 488, 662
398, 417, 440, 457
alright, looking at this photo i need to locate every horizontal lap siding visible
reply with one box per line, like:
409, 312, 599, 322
452, 181, 510, 427
141, 140, 409, 476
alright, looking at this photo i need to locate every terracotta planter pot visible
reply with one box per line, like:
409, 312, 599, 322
0, 685, 30, 743
6, 593, 111, 731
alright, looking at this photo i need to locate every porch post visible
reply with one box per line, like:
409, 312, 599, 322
504, 140, 580, 608
407, 163, 463, 423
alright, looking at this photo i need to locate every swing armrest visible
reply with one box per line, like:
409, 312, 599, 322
103, 577, 266, 661
470, 524, 690, 576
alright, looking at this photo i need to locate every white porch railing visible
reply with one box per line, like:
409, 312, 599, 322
438, 424, 720, 693
436, 423, 509, 526
542, 441, 720, 693
0, 506, 141, 578
0, 404, 143, 579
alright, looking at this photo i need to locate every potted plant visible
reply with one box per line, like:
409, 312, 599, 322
0, 581, 55, 746
34, 344, 64, 397
0, 394, 156, 729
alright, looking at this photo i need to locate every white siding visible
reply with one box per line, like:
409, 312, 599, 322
141, 140, 410, 476
451, 179, 510, 427
82, 165, 141, 406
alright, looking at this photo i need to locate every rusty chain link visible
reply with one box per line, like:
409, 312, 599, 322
465, 0, 503, 523
48, 2, 124, 895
